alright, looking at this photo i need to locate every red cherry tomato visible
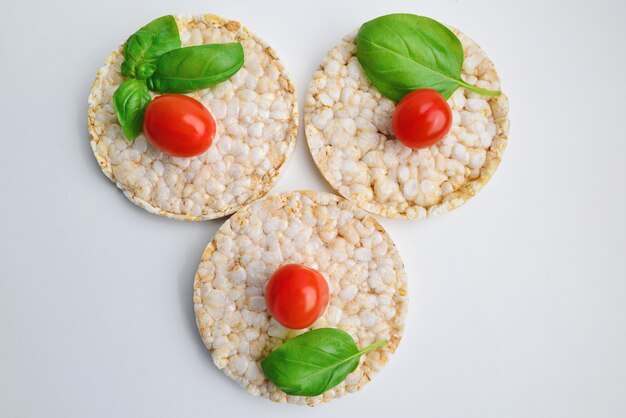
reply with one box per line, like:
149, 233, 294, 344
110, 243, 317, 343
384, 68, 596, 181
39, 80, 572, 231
265, 264, 330, 330
391, 89, 452, 149
143, 94, 215, 157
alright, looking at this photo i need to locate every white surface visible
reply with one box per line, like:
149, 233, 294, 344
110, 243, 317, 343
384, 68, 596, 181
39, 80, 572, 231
0, 0, 624, 416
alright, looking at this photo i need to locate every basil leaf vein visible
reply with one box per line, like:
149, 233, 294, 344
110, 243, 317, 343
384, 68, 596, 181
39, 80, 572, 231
112, 79, 151, 141
121, 15, 181, 80
356, 13, 501, 101
260, 328, 387, 397
146, 43, 244, 93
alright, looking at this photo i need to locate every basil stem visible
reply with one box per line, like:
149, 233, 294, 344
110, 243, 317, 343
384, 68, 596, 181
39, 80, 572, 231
457, 79, 501, 97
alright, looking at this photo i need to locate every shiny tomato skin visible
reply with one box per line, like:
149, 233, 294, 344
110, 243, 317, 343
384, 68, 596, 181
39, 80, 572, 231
392, 89, 452, 149
143, 94, 215, 157
265, 264, 330, 330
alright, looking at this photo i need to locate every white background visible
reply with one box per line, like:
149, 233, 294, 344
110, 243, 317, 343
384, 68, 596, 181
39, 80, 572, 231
1, 0, 625, 417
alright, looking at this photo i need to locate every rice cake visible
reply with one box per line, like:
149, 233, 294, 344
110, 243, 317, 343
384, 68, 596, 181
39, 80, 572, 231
193, 190, 408, 405
304, 27, 510, 219
88, 15, 298, 220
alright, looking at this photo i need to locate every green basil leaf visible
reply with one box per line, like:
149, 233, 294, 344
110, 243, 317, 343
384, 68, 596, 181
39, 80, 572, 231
112, 79, 151, 141
146, 43, 244, 94
121, 15, 181, 79
356, 14, 500, 101
260, 328, 387, 397
136, 62, 156, 80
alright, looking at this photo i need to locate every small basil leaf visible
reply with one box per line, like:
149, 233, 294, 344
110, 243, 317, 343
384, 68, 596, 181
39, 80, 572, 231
112, 79, 152, 141
136, 62, 156, 79
121, 15, 181, 79
146, 43, 244, 94
260, 328, 387, 397
356, 14, 500, 101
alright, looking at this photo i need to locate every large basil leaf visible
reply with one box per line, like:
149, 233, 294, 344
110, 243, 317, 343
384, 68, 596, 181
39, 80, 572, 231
146, 43, 244, 94
356, 14, 500, 101
121, 15, 181, 80
260, 328, 387, 396
112, 79, 152, 141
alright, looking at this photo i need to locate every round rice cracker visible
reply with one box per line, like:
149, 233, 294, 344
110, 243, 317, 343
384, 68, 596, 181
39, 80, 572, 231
304, 26, 510, 220
88, 15, 298, 220
194, 190, 408, 405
